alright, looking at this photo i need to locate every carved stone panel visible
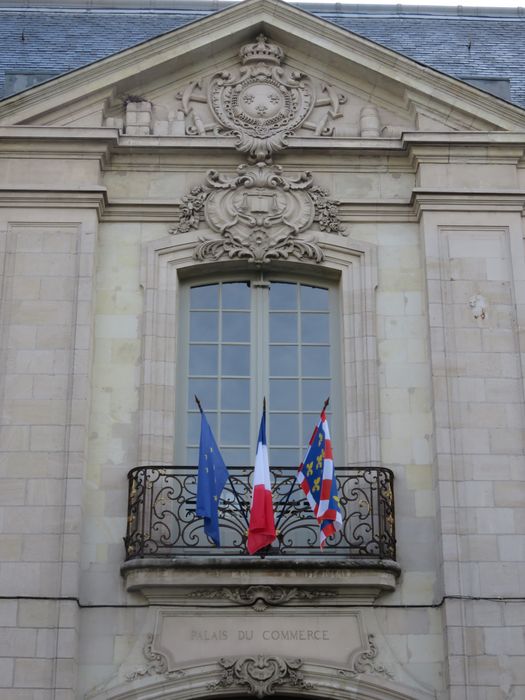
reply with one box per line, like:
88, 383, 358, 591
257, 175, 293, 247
146, 609, 367, 669
171, 163, 345, 264
175, 34, 348, 161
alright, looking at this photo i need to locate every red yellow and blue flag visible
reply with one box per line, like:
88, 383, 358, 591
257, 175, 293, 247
296, 404, 342, 548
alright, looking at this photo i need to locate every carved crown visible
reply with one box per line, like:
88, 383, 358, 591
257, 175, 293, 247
240, 33, 284, 65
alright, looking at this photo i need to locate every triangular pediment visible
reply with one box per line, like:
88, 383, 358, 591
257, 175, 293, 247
1, 0, 525, 136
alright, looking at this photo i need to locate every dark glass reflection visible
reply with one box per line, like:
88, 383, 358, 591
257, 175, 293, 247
190, 284, 219, 309
222, 282, 250, 309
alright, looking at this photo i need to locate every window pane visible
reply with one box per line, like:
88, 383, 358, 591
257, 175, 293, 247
190, 311, 218, 341
187, 411, 217, 445
270, 312, 297, 342
269, 282, 297, 310
187, 447, 199, 465
270, 447, 301, 467
270, 379, 298, 410
189, 345, 218, 375
223, 312, 250, 342
188, 378, 217, 409
301, 379, 330, 411
302, 346, 329, 377
270, 413, 299, 446
190, 284, 218, 309
301, 312, 329, 343
221, 378, 250, 410
222, 282, 250, 309
270, 346, 298, 376
221, 413, 250, 445
221, 447, 250, 467
222, 345, 250, 376
302, 413, 320, 447
300, 284, 329, 311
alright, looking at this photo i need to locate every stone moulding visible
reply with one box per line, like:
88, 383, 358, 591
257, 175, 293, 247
170, 162, 346, 264
209, 655, 314, 698
189, 584, 336, 611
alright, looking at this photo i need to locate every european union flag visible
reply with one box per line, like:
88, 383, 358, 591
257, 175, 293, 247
196, 410, 229, 546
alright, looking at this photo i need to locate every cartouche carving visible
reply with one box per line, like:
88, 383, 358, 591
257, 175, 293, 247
176, 34, 347, 162
210, 655, 314, 698
171, 163, 345, 264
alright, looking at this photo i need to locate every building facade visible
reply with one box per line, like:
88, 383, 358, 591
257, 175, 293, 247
0, 2, 524, 699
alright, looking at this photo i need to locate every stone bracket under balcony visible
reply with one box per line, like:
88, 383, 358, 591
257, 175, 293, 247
121, 556, 400, 605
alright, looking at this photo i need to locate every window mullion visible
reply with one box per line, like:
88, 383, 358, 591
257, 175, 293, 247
252, 278, 270, 448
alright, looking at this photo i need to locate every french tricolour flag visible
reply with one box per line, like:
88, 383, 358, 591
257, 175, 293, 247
247, 404, 276, 555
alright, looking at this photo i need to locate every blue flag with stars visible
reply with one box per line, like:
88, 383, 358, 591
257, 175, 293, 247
196, 411, 229, 546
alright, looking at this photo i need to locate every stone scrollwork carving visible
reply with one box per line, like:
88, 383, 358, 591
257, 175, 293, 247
171, 162, 346, 264
209, 655, 314, 698
190, 585, 336, 611
338, 634, 394, 681
125, 634, 184, 682
176, 34, 346, 162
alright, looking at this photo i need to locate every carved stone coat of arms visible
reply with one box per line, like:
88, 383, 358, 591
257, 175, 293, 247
173, 163, 346, 264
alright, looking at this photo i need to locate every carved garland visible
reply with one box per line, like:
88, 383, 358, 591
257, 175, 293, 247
209, 655, 314, 698
171, 163, 345, 264
190, 585, 336, 611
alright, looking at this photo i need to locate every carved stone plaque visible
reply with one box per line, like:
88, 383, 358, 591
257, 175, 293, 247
152, 610, 366, 668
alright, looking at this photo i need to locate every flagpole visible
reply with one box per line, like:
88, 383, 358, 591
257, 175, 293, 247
194, 395, 250, 529
274, 396, 330, 532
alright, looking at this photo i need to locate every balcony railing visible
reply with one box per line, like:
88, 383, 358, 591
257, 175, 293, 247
124, 466, 396, 561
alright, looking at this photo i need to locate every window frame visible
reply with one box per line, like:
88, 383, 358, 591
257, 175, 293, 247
138, 238, 379, 469
174, 272, 345, 467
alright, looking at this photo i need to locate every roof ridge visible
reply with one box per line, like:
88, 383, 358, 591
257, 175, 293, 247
0, 1, 524, 21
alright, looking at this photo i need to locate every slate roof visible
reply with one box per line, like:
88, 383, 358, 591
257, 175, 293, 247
1, 2, 525, 108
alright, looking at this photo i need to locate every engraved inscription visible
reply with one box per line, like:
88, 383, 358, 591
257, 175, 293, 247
188, 628, 331, 642
156, 611, 365, 667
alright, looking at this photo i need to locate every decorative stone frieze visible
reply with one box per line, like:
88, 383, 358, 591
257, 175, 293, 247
209, 655, 313, 698
171, 162, 345, 264
189, 585, 336, 611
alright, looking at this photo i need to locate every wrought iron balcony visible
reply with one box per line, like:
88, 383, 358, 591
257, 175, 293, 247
124, 466, 396, 562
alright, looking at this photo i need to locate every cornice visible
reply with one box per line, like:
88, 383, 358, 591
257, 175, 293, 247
0, 127, 119, 168
1, 126, 525, 161
411, 189, 525, 218
0, 187, 108, 218
103, 198, 416, 223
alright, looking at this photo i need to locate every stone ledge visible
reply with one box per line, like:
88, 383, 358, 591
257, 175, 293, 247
121, 557, 400, 605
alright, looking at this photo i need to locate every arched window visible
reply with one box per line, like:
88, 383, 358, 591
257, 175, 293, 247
175, 273, 343, 467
